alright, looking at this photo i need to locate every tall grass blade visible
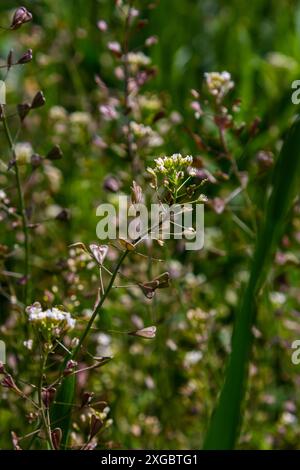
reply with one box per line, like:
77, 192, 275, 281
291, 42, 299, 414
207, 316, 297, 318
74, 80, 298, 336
203, 116, 300, 449
50, 373, 75, 449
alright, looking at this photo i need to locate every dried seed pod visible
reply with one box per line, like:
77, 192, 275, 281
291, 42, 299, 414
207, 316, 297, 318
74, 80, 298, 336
42, 387, 56, 408
90, 414, 103, 438
47, 145, 63, 160
10, 7, 32, 30
11, 431, 22, 450
1, 374, 18, 390
17, 49, 33, 64
131, 180, 143, 204
129, 326, 156, 339
119, 238, 135, 251
51, 428, 62, 450
7, 50, 14, 71
139, 272, 170, 298
31, 91, 46, 109
81, 391, 94, 408
63, 360, 77, 376
17, 103, 31, 121
89, 244, 108, 265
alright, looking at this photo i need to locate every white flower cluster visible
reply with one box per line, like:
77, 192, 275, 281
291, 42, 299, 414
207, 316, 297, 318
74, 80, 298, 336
127, 52, 151, 68
26, 302, 75, 333
205, 71, 234, 101
152, 153, 193, 175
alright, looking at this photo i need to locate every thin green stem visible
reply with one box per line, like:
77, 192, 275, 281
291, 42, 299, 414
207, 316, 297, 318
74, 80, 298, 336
1, 107, 31, 305
38, 352, 54, 450
71, 249, 129, 360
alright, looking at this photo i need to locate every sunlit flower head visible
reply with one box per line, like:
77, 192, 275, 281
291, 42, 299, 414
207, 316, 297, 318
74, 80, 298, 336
26, 302, 76, 336
205, 71, 234, 101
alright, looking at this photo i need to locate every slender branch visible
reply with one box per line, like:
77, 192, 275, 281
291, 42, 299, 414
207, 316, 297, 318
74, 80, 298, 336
38, 352, 54, 450
1, 106, 31, 305
71, 249, 129, 360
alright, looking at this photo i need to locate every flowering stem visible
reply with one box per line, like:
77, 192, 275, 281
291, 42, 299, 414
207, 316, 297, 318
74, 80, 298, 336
38, 351, 54, 450
71, 249, 129, 360
1, 107, 31, 306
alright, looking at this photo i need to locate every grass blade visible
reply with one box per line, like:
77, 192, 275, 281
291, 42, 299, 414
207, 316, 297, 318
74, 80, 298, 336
203, 116, 300, 449
50, 373, 76, 449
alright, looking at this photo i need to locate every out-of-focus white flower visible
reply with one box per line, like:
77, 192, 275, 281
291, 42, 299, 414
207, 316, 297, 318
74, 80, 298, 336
44, 164, 62, 192
23, 339, 33, 350
281, 411, 297, 425
269, 291, 286, 305
205, 71, 234, 101
49, 106, 68, 121
97, 20, 107, 32
108, 41, 121, 54
96, 333, 113, 357
184, 350, 203, 367
14, 142, 33, 165
129, 121, 163, 147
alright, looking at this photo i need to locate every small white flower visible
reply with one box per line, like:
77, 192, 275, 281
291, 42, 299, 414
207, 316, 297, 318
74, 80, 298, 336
69, 111, 91, 125
205, 71, 234, 101
0, 190, 7, 201
14, 142, 33, 165
49, 106, 68, 121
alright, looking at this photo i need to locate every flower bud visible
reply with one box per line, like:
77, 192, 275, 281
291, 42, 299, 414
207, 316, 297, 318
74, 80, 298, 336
1, 374, 17, 390
63, 360, 77, 376
10, 7, 32, 30
51, 428, 62, 450
42, 387, 56, 408
131, 180, 143, 204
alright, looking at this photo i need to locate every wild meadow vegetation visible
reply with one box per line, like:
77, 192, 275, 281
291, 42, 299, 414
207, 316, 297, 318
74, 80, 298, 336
0, 0, 300, 450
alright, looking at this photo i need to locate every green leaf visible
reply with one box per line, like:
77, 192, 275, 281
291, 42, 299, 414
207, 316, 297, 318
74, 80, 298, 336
203, 116, 300, 449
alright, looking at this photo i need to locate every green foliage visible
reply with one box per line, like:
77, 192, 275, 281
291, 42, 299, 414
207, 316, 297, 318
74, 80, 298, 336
204, 117, 300, 449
